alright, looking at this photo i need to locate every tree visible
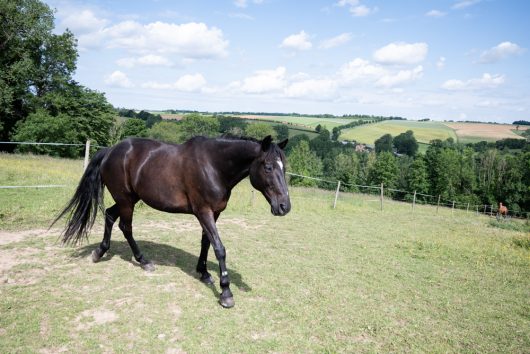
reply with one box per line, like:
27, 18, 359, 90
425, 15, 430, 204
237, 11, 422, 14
331, 127, 340, 141
120, 118, 147, 139
179, 113, 220, 141
273, 124, 289, 141
244, 123, 277, 140
13, 83, 115, 154
407, 156, 429, 194
393, 130, 418, 156
287, 140, 323, 187
148, 121, 181, 143
368, 151, 398, 188
0, 0, 78, 146
374, 134, 393, 154
330, 152, 359, 190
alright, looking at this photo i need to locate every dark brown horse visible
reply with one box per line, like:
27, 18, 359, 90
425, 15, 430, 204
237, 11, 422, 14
53, 135, 290, 308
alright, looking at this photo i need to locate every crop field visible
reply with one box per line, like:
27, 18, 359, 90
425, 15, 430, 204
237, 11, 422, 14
445, 122, 527, 144
340, 120, 457, 145
237, 115, 359, 130
1, 154, 529, 353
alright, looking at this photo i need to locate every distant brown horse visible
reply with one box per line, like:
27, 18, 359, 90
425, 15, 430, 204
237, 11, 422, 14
53, 135, 290, 308
497, 202, 508, 220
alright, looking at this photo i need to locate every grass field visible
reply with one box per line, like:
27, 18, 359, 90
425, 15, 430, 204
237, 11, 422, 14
339, 120, 457, 145
237, 115, 360, 131
1, 154, 529, 353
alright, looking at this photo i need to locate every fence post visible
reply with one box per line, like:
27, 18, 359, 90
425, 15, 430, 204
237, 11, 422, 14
490, 205, 493, 217
380, 183, 384, 211
412, 190, 416, 213
452, 201, 455, 215
436, 195, 441, 214
466, 202, 470, 214
483, 204, 487, 214
333, 181, 341, 209
83, 140, 91, 171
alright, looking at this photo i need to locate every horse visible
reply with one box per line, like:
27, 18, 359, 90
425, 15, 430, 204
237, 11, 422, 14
497, 202, 508, 220
52, 135, 290, 308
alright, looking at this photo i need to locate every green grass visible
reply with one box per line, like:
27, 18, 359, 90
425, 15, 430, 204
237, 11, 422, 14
1, 154, 529, 353
340, 120, 457, 145
237, 115, 361, 131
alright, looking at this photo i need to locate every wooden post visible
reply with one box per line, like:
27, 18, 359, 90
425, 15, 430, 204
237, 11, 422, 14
380, 183, 384, 211
412, 190, 416, 213
333, 181, 341, 209
476, 205, 479, 215
490, 205, 493, 217
436, 195, 441, 214
83, 139, 91, 171
483, 204, 487, 214
466, 202, 470, 214
452, 201, 455, 215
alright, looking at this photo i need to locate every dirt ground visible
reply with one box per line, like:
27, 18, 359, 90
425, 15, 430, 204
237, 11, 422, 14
445, 122, 527, 140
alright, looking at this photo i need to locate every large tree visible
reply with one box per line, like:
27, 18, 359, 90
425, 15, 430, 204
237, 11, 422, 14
374, 134, 393, 154
178, 113, 220, 141
0, 0, 78, 145
393, 130, 418, 156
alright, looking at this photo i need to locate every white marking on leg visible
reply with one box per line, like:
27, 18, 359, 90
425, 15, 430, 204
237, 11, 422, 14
221, 271, 228, 277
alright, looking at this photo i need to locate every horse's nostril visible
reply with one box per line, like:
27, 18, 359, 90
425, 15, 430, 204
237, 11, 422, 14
279, 203, 287, 213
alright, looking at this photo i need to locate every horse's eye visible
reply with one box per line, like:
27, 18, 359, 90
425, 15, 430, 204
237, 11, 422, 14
264, 164, 273, 173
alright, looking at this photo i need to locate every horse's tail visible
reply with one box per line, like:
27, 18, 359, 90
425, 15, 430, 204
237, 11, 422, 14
51, 148, 110, 245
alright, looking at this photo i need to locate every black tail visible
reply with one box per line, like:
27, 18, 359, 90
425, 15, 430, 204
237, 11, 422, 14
51, 148, 109, 245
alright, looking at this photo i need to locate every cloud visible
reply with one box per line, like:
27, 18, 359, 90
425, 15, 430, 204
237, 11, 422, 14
279, 31, 312, 51
425, 10, 447, 17
284, 79, 337, 99
234, 0, 263, 8
479, 42, 524, 63
142, 74, 207, 92
373, 42, 428, 65
116, 55, 173, 68
452, 0, 481, 9
335, 0, 376, 17
338, 58, 387, 83
59, 9, 109, 34
104, 71, 134, 88
319, 33, 352, 49
104, 21, 229, 59
441, 73, 505, 90
375, 66, 423, 88
240, 67, 287, 93
436, 57, 446, 69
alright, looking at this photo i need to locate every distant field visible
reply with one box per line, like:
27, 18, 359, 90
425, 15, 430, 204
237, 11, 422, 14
445, 122, 527, 143
340, 120, 457, 145
237, 115, 359, 130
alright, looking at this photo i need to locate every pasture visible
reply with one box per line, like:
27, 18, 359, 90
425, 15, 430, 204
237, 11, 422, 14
1, 154, 529, 353
237, 114, 359, 130
339, 120, 457, 145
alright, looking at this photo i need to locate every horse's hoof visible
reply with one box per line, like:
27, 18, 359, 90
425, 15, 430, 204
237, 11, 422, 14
91, 250, 101, 263
141, 261, 155, 272
200, 274, 214, 285
220, 296, 235, 308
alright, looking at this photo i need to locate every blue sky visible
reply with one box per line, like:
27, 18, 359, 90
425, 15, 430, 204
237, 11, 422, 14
44, 0, 530, 123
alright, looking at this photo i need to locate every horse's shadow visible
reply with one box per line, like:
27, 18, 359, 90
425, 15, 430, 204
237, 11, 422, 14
72, 240, 252, 295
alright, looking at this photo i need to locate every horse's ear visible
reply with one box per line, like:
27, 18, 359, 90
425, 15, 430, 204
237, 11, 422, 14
261, 135, 272, 151
278, 139, 288, 150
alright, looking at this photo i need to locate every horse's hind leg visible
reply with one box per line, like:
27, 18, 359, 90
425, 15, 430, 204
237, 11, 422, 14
118, 203, 155, 272
92, 204, 120, 262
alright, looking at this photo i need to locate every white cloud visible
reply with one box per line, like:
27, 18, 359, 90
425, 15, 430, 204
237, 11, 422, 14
117, 55, 172, 68
426, 10, 447, 17
59, 9, 108, 34
373, 42, 428, 65
479, 42, 524, 63
142, 73, 207, 92
240, 67, 287, 93
452, 0, 481, 10
338, 58, 387, 83
441, 73, 505, 90
436, 57, 446, 69
104, 21, 229, 59
104, 71, 134, 88
234, 0, 263, 8
279, 31, 312, 51
335, 0, 376, 17
319, 33, 351, 49
284, 79, 337, 99
375, 66, 423, 88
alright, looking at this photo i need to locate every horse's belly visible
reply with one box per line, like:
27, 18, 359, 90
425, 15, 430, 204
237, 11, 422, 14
139, 189, 192, 214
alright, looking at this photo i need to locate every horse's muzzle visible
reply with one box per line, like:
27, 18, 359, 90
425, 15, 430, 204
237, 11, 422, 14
271, 200, 291, 216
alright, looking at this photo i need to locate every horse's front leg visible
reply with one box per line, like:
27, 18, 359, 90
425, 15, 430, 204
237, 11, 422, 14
196, 231, 214, 284
196, 210, 234, 308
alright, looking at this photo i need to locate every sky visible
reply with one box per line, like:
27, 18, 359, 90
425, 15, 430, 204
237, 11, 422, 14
43, 0, 530, 123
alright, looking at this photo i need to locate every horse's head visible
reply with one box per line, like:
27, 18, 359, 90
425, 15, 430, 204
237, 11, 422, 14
249, 136, 291, 216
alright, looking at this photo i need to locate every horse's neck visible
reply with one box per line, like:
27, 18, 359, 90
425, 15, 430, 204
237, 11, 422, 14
214, 140, 260, 188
